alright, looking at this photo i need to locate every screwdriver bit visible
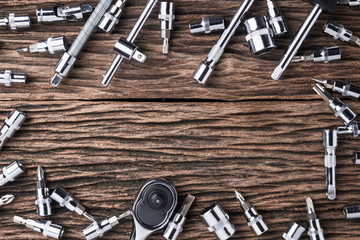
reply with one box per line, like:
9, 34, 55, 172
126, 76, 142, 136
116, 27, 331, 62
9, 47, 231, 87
14, 216, 64, 239
159, 2, 175, 54
17, 36, 67, 54
83, 210, 132, 240
235, 190, 268, 236
0, 70, 26, 86
323, 129, 337, 200
313, 78, 360, 100
324, 21, 360, 47
50, 186, 96, 222
271, 0, 338, 80
282, 222, 305, 240
313, 83, 357, 125
0, 109, 26, 150
0, 194, 14, 206
0, 161, 25, 186
292, 46, 341, 63
306, 197, 325, 240
35, 166, 52, 217
37, 4, 92, 22
163, 194, 195, 240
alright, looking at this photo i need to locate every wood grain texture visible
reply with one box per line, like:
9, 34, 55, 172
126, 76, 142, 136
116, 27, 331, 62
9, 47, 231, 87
0, 101, 359, 239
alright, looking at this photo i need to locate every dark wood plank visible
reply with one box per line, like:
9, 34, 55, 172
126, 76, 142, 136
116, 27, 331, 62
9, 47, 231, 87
0, 0, 359, 100
0, 101, 359, 239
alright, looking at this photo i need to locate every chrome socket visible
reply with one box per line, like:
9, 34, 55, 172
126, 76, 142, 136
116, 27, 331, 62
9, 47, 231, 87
189, 16, 225, 34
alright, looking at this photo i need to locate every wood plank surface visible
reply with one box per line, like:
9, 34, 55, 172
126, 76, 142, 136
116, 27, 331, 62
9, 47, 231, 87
0, 101, 359, 239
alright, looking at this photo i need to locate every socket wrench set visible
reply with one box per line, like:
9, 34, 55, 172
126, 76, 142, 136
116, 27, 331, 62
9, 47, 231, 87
1, 0, 360, 239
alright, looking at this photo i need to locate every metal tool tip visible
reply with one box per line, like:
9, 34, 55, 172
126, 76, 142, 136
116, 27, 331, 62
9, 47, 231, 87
13, 216, 26, 224
271, 66, 282, 80
37, 166, 44, 180
50, 73, 62, 87
118, 210, 132, 220
17, 48, 28, 54
235, 190, 245, 203
83, 212, 96, 222
1, 194, 14, 205
327, 187, 336, 200
184, 194, 196, 205
163, 38, 169, 54
306, 197, 315, 214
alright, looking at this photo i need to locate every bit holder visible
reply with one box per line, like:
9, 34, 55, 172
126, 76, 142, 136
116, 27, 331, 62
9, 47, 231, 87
0, 70, 26, 86
35, 166, 52, 217
292, 46, 341, 63
37, 4, 92, 22
282, 222, 305, 240
0, 13, 30, 30
98, 0, 127, 33
159, 2, 175, 54
189, 16, 225, 34
0, 109, 26, 150
306, 198, 325, 240
323, 129, 338, 200
14, 216, 64, 239
200, 202, 236, 240
17, 36, 67, 54
0, 161, 25, 186
344, 205, 360, 218
313, 78, 360, 100
324, 21, 360, 47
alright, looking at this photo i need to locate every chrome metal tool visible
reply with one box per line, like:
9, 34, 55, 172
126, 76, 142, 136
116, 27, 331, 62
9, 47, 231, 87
313, 78, 360, 100
50, 0, 115, 87
17, 36, 67, 54
0, 161, 25, 186
337, 121, 359, 137
83, 211, 132, 240
0, 13, 30, 30
324, 21, 360, 47
353, 151, 360, 164
313, 83, 356, 125
37, 4, 92, 22
163, 194, 195, 240
0, 194, 14, 207
282, 222, 306, 240
338, 0, 360, 6
292, 46, 341, 63
35, 166, 52, 217
235, 190, 268, 236
101, 0, 159, 87
50, 186, 96, 222
0, 109, 26, 150
344, 205, 360, 218
159, 2, 175, 54
323, 129, 337, 200
267, 0, 288, 37
0, 70, 26, 86
192, 0, 254, 84
271, 0, 338, 80
14, 216, 64, 239
306, 197, 325, 240
189, 16, 225, 34
98, 0, 127, 32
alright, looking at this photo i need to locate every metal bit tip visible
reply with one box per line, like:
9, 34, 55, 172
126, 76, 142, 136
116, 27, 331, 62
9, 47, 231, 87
163, 38, 169, 54
313, 83, 334, 103
306, 197, 316, 217
17, 48, 28, 53
235, 190, 245, 203
180, 194, 196, 216
0, 194, 14, 206
311, 78, 326, 85
83, 212, 96, 222
118, 210, 132, 220
13, 216, 26, 224
37, 166, 44, 180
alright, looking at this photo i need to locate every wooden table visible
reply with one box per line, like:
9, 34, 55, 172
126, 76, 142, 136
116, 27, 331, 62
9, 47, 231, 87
0, 0, 360, 239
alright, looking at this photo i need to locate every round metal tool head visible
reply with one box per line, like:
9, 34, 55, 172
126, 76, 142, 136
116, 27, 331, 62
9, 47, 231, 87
312, 0, 338, 13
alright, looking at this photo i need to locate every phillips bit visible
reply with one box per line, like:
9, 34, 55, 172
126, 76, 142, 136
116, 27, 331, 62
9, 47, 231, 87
83, 210, 132, 240
98, 0, 127, 33
271, 0, 338, 80
306, 197, 325, 240
189, 16, 225, 34
101, 0, 159, 87
14, 216, 64, 239
50, 0, 114, 87
50, 186, 96, 222
159, 2, 175, 54
338, 0, 360, 6
193, 0, 255, 84
267, 0, 288, 37
235, 190, 268, 236
282, 222, 306, 240
323, 129, 337, 200
17, 36, 68, 54
292, 46, 341, 63
37, 4, 92, 22
0, 194, 14, 206
0, 109, 26, 150
337, 121, 359, 137
0, 70, 26, 86
163, 194, 195, 240
324, 21, 360, 47
35, 166, 52, 217
313, 83, 356, 125
0, 13, 31, 30
312, 78, 360, 100
0, 161, 25, 187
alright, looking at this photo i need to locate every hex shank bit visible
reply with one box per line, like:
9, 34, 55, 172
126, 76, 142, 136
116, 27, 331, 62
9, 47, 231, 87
50, 0, 114, 87
271, 0, 338, 80
192, 0, 255, 84
101, 0, 159, 87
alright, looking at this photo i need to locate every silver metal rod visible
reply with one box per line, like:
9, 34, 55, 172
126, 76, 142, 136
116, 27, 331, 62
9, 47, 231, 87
101, 0, 159, 87
271, 4, 322, 80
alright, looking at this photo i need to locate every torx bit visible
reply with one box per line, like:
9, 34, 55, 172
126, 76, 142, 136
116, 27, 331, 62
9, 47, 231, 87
0, 194, 14, 206
323, 129, 337, 200
83, 210, 132, 240
189, 16, 225, 35
159, 2, 175, 54
282, 222, 305, 240
14, 216, 64, 239
292, 46, 341, 63
306, 197, 325, 240
17, 36, 67, 54
37, 4, 92, 22
0, 161, 25, 186
267, 0, 288, 37
163, 194, 195, 240
235, 190, 268, 236
50, 0, 114, 87
35, 166, 52, 217
324, 21, 360, 47
0, 109, 26, 150
313, 83, 356, 125
313, 78, 360, 100
271, 0, 338, 80
192, 0, 255, 84
50, 186, 96, 222
98, 0, 127, 33
338, 0, 360, 6
0, 70, 26, 86
101, 0, 159, 87
337, 121, 359, 137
